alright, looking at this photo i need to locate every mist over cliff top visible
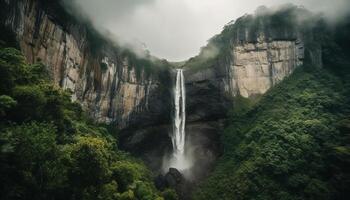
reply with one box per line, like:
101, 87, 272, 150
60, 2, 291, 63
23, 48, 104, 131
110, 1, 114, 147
64, 0, 350, 61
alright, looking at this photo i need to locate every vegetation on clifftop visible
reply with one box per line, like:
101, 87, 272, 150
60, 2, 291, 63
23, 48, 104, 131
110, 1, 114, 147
184, 4, 320, 72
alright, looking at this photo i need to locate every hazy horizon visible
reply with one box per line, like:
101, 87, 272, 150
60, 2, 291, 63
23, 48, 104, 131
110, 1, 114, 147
65, 0, 350, 61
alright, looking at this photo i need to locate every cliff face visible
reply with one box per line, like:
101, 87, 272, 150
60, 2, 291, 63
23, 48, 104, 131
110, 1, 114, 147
227, 38, 304, 97
1, 0, 171, 129
185, 38, 305, 119
184, 6, 322, 122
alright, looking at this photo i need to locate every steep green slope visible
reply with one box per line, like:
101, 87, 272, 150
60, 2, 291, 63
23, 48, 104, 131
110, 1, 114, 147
0, 46, 177, 200
193, 66, 349, 200
192, 18, 350, 200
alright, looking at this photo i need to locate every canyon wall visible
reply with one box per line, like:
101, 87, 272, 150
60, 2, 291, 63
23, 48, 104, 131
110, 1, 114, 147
0, 0, 172, 129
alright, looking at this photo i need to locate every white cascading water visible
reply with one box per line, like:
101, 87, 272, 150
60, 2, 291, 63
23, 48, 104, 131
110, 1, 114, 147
167, 69, 192, 171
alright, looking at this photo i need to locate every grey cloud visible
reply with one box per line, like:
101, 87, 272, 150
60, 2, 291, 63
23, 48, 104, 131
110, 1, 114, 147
64, 0, 350, 61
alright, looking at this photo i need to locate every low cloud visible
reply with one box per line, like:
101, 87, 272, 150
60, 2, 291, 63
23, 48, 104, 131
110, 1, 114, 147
64, 0, 350, 61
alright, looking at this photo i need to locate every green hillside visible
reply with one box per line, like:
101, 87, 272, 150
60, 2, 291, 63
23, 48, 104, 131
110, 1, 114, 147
0, 46, 177, 200
192, 18, 350, 200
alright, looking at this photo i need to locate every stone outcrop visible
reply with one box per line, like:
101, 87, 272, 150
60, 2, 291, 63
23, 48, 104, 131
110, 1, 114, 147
155, 168, 191, 200
0, 0, 171, 129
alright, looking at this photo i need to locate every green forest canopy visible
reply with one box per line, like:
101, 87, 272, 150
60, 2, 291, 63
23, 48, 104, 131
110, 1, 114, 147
0, 46, 177, 200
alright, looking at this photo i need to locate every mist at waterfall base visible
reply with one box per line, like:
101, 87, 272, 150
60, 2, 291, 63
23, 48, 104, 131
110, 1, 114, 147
162, 69, 193, 179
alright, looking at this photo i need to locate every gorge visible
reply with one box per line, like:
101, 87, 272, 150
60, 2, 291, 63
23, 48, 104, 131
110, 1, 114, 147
0, 0, 349, 200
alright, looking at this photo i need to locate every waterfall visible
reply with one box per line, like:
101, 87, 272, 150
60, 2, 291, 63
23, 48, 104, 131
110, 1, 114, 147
167, 69, 192, 171
173, 69, 186, 155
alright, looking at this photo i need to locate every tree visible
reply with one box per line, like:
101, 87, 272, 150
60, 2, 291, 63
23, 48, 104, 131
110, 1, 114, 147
0, 122, 65, 200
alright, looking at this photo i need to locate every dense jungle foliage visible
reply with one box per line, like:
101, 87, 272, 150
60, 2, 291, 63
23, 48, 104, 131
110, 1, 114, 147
193, 66, 350, 200
0, 46, 177, 200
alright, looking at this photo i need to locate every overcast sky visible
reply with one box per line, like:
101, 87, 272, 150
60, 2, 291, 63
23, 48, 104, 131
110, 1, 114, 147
67, 0, 350, 61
